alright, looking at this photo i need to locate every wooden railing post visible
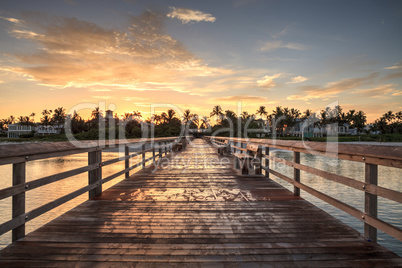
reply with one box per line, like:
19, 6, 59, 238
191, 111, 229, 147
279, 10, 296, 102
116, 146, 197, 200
256, 146, 262, 175
265, 146, 270, 178
88, 149, 102, 198
293, 152, 300, 196
152, 143, 156, 164
159, 142, 162, 160
164, 142, 168, 156
365, 163, 378, 242
12, 162, 25, 242
142, 144, 146, 169
125, 145, 129, 179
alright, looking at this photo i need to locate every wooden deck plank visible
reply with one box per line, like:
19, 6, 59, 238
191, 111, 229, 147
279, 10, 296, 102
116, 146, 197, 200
0, 138, 400, 267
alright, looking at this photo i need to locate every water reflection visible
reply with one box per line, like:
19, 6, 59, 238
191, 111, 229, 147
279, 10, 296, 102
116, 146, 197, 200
0, 150, 147, 249
269, 150, 402, 256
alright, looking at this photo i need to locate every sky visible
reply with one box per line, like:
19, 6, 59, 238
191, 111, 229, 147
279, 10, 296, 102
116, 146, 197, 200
0, 0, 401, 122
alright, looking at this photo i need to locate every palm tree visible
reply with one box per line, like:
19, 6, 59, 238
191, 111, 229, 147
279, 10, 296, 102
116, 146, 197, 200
161, 112, 168, 123
167, 109, 176, 123
52, 107, 66, 125
71, 111, 85, 134
346, 110, 356, 126
182, 109, 192, 124
396, 111, 402, 122
9, 115, 15, 124
256, 106, 268, 119
132, 111, 142, 121
153, 114, 162, 125
200, 116, 210, 129
91, 107, 101, 121
268, 106, 285, 136
41, 109, 52, 125
30, 112, 36, 122
210, 105, 223, 118
354, 110, 367, 134
302, 109, 312, 120
320, 109, 327, 128
383, 111, 395, 124
241, 111, 250, 120
123, 112, 132, 121
189, 114, 199, 129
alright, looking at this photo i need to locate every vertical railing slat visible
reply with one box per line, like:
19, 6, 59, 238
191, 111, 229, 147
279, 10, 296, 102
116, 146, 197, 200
365, 163, 378, 242
265, 146, 270, 178
293, 152, 300, 196
125, 145, 129, 179
255, 146, 262, 175
152, 143, 156, 164
88, 149, 102, 198
12, 162, 25, 242
142, 144, 146, 169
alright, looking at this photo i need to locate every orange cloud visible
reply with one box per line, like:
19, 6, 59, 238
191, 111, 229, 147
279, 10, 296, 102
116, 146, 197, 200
384, 61, 402, 70
213, 95, 268, 103
3, 11, 225, 93
287, 72, 380, 101
287, 75, 308, 84
167, 7, 216, 24
256, 74, 282, 89
353, 84, 396, 97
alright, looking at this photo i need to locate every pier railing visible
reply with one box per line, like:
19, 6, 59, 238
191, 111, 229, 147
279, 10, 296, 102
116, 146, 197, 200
208, 136, 402, 243
0, 137, 180, 242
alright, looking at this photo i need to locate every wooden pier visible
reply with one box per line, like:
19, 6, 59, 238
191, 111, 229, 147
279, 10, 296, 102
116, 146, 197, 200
0, 138, 401, 267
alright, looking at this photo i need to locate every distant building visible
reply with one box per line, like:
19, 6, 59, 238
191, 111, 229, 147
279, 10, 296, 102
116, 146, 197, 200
36, 125, 64, 136
7, 123, 64, 138
7, 123, 36, 138
254, 119, 270, 137
288, 120, 350, 137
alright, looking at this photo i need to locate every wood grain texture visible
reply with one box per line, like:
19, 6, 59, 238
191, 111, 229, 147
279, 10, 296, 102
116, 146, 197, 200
1, 139, 400, 267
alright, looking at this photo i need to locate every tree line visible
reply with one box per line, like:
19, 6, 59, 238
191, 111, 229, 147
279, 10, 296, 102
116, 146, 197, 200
0, 105, 401, 138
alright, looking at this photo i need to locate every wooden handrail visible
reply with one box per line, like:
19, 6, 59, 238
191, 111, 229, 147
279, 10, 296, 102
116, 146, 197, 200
207, 137, 402, 168
206, 136, 402, 243
0, 137, 180, 165
0, 136, 185, 242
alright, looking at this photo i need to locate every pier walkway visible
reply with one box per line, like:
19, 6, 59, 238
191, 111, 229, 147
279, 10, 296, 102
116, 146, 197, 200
0, 139, 401, 267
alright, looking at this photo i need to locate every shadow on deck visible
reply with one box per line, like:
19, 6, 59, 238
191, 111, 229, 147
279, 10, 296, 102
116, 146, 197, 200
0, 139, 401, 267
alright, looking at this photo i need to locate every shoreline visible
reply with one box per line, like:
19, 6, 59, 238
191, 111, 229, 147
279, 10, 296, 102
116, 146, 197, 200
1, 140, 402, 147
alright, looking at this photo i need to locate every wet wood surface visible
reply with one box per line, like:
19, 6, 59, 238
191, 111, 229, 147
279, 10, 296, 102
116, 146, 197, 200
1, 139, 401, 267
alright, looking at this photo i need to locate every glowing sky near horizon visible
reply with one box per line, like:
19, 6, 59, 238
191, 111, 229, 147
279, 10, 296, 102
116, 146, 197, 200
0, 0, 401, 122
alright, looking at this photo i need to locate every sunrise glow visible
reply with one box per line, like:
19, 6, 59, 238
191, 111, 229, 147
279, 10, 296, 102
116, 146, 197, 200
0, 0, 401, 122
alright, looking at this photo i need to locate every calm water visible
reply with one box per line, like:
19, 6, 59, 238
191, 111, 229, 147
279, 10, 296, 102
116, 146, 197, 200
0, 148, 149, 249
0, 147, 401, 256
268, 150, 402, 257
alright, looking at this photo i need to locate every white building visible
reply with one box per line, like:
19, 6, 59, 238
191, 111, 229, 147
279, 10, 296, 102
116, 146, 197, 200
7, 123, 64, 138
36, 125, 64, 136
7, 123, 36, 138
289, 120, 350, 137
